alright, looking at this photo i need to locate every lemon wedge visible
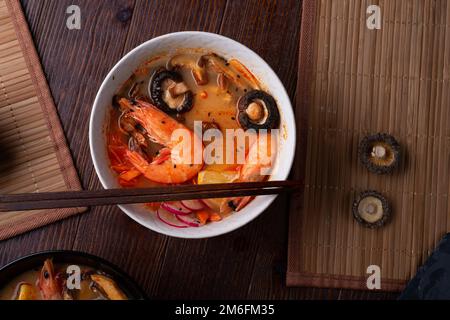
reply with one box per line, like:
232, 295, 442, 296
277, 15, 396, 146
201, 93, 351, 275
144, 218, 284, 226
197, 170, 239, 212
197, 170, 239, 185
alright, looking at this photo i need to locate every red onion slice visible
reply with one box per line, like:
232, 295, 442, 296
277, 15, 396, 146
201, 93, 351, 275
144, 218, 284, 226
181, 200, 204, 211
161, 201, 192, 215
199, 199, 212, 209
175, 214, 200, 228
157, 207, 188, 228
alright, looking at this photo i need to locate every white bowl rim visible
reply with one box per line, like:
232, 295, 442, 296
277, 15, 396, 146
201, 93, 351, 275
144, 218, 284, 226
89, 31, 296, 239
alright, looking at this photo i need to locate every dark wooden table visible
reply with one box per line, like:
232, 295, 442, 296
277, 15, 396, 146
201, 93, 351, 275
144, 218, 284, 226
0, 0, 397, 299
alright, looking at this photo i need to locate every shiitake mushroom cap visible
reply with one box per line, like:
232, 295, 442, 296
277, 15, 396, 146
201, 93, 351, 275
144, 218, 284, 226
358, 133, 400, 174
149, 69, 193, 114
352, 190, 391, 229
237, 90, 280, 130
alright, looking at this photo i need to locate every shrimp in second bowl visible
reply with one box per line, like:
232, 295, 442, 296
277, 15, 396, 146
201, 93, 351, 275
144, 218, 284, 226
37, 259, 62, 300
119, 98, 204, 184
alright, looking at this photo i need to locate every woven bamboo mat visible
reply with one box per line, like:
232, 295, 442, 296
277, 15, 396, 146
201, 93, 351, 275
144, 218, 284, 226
288, 0, 450, 291
0, 0, 85, 240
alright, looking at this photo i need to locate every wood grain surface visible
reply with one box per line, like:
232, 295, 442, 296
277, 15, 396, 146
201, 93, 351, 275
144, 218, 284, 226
0, 0, 398, 299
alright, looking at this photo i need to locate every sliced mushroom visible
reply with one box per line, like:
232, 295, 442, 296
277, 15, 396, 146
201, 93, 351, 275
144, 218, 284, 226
167, 54, 208, 85
228, 59, 261, 89
90, 274, 127, 300
149, 69, 194, 114
237, 90, 280, 130
217, 73, 229, 92
201, 53, 260, 91
167, 81, 190, 98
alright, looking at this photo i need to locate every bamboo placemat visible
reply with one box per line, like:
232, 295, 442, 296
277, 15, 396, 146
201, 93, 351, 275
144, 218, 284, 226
0, 0, 85, 240
288, 0, 450, 291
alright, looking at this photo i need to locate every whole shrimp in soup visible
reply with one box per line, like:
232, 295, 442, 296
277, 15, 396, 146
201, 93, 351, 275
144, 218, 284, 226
37, 259, 62, 300
119, 98, 204, 184
220, 132, 277, 213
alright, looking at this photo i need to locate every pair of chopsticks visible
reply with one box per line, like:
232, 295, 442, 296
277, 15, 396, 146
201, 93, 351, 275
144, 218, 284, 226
0, 180, 302, 212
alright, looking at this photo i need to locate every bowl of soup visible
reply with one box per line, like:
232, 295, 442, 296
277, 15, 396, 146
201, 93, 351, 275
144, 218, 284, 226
90, 31, 296, 238
0, 251, 146, 300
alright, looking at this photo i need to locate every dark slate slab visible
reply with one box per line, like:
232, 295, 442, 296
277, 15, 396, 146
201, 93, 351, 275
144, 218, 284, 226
400, 233, 450, 300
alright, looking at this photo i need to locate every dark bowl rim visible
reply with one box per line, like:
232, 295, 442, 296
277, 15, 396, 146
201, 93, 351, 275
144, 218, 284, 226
0, 250, 147, 300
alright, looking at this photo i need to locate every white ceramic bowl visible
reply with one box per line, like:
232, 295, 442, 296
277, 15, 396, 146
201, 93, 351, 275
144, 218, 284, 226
89, 31, 296, 238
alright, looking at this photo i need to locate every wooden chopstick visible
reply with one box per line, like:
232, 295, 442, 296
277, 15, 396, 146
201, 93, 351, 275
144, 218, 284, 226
0, 180, 302, 212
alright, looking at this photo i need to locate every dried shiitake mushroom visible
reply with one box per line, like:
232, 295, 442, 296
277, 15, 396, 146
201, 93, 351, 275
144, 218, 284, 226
358, 133, 400, 174
352, 190, 391, 228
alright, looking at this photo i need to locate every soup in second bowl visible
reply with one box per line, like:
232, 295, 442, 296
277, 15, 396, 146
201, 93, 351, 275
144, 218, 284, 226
0, 259, 127, 300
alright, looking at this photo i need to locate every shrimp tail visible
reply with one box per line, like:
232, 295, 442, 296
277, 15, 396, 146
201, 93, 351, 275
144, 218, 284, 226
126, 150, 149, 173
220, 196, 253, 213
151, 148, 171, 165
235, 196, 252, 211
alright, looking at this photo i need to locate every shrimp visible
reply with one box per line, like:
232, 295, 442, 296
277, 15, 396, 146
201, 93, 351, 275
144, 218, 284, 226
220, 132, 277, 213
120, 98, 204, 184
37, 259, 62, 300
